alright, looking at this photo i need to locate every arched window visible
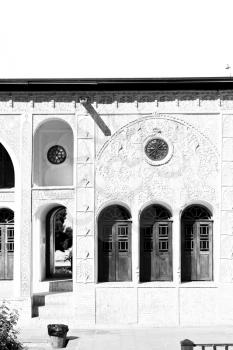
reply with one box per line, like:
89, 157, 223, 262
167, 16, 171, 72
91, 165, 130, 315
98, 205, 132, 282
0, 209, 14, 280
0, 144, 14, 188
140, 204, 172, 282
181, 205, 213, 282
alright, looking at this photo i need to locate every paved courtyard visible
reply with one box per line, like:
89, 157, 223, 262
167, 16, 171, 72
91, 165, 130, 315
20, 326, 233, 350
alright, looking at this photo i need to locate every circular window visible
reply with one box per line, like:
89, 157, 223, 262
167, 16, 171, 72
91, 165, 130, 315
47, 145, 67, 165
144, 136, 173, 166
145, 138, 169, 161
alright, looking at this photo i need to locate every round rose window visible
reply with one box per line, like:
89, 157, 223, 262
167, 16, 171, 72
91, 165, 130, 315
145, 138, 169, 161
47, 145, 66, 164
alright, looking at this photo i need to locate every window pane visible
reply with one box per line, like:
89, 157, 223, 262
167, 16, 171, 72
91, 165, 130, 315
7, 228, 14, 252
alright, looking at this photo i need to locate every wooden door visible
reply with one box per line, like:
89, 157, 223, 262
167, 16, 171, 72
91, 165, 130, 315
115, 222, 132, 281
98, 221, 132, 282
197, 222, 213, 281
181, 221, 212, 281
99, 223, 116, 282
0, 225, 14, 280
140, 221, 172, 281
154, 222, 172, 281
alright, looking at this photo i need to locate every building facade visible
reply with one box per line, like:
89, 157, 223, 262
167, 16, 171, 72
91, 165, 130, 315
0, 78, 233, 327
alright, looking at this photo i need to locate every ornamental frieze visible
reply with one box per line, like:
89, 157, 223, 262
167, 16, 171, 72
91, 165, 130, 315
0, 191, 15, 202
0, 91, 233, 111
32, 189, 75, 200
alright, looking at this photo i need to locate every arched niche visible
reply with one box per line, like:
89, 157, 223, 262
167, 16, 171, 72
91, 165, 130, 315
0, 143, 15, 189
33, 119, 73, 186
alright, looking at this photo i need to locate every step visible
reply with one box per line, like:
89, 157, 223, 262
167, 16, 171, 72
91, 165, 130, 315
32, 291, 74, 318
49, 280, 73, 292
33, 292, 74, 306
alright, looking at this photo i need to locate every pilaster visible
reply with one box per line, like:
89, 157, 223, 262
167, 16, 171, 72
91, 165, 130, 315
220, 114, 233, 282
75, 111, 95, 324
20, 113, 32, 298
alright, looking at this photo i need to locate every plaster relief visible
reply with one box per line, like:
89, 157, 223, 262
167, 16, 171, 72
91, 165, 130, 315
96, 115, 219, 210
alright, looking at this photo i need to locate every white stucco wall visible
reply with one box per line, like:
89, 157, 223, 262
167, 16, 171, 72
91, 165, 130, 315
0, 90, 233, 326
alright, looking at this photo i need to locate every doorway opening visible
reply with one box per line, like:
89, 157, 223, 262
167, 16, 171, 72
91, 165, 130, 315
45, 206, 73, 279
140, 204, 173, 282
98, 205, 132, 282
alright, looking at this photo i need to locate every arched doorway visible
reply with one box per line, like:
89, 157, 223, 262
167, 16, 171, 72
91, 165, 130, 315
46, 206, 73, 279
98, 205, 132, 282
0, 143, 14, 188
181, 205, 213, 281
0, 209, 14, 280
140, 204, 172, 282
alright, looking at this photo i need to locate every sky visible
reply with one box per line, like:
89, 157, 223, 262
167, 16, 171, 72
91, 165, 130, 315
0, 0, 232, 78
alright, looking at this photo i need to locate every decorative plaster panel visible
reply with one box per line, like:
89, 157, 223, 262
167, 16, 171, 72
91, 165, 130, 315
220, 259, 233, 282
221, 211, 233, 235
222, 188, 233, 210
222, 162, 233, 186
96, 115, 219, 211
0, 192, 15, 202
76, 259, 94, 282
76, 236, 94, 259
221, 235, 233, 259
77, 139, 94, 163
222, 138, 233, 161
32, 189, 74, 200
76, 212, 95, 236
76, 188, 94, 212
77, 164, 94, 188
77, 115, 94, 139
223, 115, 233, 137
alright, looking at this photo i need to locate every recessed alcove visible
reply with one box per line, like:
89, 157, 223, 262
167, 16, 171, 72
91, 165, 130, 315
33, 119, 73, 186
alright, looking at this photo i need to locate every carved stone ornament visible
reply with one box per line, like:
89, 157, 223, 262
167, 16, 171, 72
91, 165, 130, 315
96, 115, 219, 209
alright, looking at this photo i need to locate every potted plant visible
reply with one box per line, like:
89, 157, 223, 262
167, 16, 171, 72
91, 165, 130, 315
47, 324, 69, 348
0, 301, 24, 350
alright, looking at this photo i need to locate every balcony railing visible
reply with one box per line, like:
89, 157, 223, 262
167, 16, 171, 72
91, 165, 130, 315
181, 339, 233, 349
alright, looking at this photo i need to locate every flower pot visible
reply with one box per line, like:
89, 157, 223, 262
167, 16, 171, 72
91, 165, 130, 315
47, 324, 69, 349
49, 335, 67, 348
